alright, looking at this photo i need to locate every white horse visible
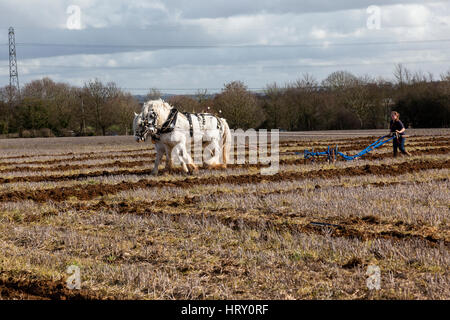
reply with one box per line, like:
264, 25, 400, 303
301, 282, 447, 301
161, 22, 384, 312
133, 99, 231, 175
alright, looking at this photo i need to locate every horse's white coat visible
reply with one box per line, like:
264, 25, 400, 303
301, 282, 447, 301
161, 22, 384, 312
133, 99, 231, 174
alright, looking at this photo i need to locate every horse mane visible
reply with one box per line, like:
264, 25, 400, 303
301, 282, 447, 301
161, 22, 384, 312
142, 99, 172, 116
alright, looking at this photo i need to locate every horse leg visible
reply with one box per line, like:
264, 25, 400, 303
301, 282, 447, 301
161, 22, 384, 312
172, 143, 190, 174
214, 139, 226, 168
152, 145, 164, 175
177, 143, 198, 174
204, 140, 225, 169
187, 155, 198, 174
182, 147, 198, 174
164, 145, 173, 172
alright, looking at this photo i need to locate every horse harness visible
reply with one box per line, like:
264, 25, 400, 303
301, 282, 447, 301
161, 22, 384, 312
146, 108, 222, 141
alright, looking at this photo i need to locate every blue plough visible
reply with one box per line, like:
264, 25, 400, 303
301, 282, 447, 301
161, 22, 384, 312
299, 134, 396, 162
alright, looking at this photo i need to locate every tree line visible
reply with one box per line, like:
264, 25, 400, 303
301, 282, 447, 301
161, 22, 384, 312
0, 78, 139, 137
0, 65, 449, 138
154, 65, 450, 131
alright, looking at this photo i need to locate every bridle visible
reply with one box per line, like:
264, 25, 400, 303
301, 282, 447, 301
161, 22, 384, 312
136, 110, 158, 142
136, 107, 220, 142
146, 110, 158, 134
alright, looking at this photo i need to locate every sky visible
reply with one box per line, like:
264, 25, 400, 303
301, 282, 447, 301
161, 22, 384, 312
0, 0, 450, 94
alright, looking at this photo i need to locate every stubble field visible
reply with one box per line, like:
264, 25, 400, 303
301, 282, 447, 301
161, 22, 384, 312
0, 129, 448, 300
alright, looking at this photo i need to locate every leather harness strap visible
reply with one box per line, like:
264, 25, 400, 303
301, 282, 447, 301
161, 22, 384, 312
158, 108, 178, 135
182, 112, 194, 137
150, 109, 221, 140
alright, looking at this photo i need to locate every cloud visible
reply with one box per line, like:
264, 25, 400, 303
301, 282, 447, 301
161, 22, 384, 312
0, 0, 449, 92
162, 0, 430, 19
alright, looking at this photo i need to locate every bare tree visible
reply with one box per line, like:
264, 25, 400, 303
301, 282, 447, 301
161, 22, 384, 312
0, 85, 20, 134
196, 89, 208, 103
295, 73, 318, 91
168, 95, 200, 113
342, 78, 374, 128
84, 79, 120, 135
263, 82, 285, 129
214, 81, 264, 129
322, 71, 357, 90
440, 69, 450, 82
20, 78, 76, 134
321, 71, 372, 128
283, 74, 321, 130
146, 88, 162, 101
114, 93, 140, 135
394, 63, 412, 85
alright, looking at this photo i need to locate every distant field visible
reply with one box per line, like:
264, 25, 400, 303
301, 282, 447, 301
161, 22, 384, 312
0, 129, 449, 299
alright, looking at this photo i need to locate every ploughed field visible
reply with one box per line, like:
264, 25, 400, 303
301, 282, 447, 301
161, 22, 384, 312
0, 129, 448, 299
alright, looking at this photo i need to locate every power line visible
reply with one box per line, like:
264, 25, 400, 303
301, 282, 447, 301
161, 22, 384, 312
9, 58, 450, 75
123, 88, 256, 91
9, 44, 450, 70
0, 38, 450, 49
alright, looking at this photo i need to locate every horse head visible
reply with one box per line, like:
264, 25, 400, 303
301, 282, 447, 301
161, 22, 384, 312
133, 111, 153, 142
133, 100, 167, 142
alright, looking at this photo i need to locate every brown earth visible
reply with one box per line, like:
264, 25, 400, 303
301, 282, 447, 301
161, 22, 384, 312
5, 147, 450, 182
0, 152, 155, 167
1, 143, 449, 182
0, 133, 448, 300
64, 197, 449, 246
1, 135, 447, 166
1, 136, 447, 170
1, 143, 448, 176
1, 159, 448, 203
0, 271, 109, 300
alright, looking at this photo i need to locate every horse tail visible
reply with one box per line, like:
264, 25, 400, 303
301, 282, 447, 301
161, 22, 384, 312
220, 118, 231, 166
